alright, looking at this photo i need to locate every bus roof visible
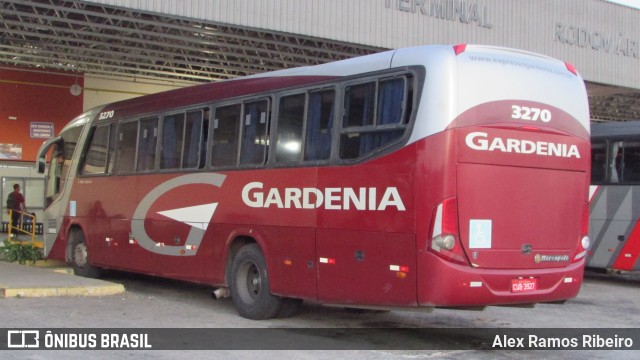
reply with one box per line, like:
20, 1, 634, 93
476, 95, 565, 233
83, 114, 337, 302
75, 44, 588, 136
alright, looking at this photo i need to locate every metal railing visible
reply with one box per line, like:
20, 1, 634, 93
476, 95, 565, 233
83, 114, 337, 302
7, 209, 38, 246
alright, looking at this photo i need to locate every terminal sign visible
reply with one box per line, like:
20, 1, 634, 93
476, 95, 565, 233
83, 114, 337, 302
554, 21, 638, 59
385, 0, 493, 29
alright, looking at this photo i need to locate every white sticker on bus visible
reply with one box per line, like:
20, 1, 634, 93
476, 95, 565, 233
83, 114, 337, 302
69, 201, 77, 217
469, 219, 492, 249
465, 132, 580, 158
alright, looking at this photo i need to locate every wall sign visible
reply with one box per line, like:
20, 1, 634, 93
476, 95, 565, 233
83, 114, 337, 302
0, 144, 22, 159
30, 122, 55, 139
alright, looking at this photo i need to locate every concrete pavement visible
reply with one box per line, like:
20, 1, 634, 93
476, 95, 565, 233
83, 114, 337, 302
0, 259, 125, 298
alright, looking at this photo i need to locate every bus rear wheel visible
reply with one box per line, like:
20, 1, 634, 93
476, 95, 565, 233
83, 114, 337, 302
230, 244, 282, 320
70, 231, 101, 278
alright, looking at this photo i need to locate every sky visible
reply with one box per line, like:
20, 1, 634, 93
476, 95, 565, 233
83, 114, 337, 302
607, 0, 640, 9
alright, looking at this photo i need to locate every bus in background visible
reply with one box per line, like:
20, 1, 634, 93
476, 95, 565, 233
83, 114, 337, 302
36, 44, 591, 319
589, 121, 640, 273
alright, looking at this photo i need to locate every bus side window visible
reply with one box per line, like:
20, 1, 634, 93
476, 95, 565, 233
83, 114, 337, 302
622, 141, 640, 183
137, 117, 158, 172
590, 141, 607, 184
304, 90, 334, 161
340, 76, 409, 160
276, 93, 305, 162
106, 124, 117, 174
240, 100, 269, 166
183, 110, 203, 169
344, 82, 375, 128
160, 113, 185, 170
341, 82, 375, 159
115, 121, 138, 173
211, 104, 241, 167
367, 77, 407, 147
609, 141, 623, 183
82, 125, 112, 175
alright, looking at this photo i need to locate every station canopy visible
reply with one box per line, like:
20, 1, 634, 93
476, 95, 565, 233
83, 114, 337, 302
1, 0, 639, 122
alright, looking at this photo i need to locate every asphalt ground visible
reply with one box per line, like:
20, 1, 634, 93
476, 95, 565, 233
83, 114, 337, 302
0, 257, 638, 359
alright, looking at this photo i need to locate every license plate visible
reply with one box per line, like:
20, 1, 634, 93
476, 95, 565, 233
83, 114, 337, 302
511, 278, 538, 293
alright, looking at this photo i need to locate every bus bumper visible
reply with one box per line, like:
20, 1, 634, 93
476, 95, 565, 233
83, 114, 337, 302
418, 253, 585, 307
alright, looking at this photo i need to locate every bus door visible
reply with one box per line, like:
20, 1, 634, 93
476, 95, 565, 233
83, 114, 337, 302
36, 115, 88, 258
38, 137, 72, 256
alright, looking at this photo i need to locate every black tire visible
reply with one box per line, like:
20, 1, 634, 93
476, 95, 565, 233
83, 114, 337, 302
70, 231, 102, 278
230, 244, 282, 320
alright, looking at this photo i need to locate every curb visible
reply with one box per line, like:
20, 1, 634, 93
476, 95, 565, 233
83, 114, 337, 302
2, 284, 126, 298
0, 260, 126, 298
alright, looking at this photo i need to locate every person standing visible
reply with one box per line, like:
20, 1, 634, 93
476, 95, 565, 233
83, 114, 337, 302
6, 183, 27, 229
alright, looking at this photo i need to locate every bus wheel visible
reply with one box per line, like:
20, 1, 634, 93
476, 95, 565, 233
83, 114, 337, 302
230, 244, 282, 320
70, 232, 101, 278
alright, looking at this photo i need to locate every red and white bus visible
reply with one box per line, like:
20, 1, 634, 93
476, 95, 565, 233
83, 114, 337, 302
37, 44, 591, 319
589, 121, 640, 273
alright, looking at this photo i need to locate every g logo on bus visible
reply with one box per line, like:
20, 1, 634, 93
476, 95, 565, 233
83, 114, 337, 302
131, 173, 226, 256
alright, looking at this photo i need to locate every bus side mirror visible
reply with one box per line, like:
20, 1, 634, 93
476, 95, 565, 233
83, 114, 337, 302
37, 156, 46, 173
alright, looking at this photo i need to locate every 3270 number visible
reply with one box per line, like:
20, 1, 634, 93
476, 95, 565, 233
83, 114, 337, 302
511, 105, 551, 123
98, 110, 115, 120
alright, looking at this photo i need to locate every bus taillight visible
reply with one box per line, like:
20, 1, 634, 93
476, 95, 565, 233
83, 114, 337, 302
565, 62, 578, 76
573, 202, 591, 262
428, 197, 469, 266
453, 44, 467, 56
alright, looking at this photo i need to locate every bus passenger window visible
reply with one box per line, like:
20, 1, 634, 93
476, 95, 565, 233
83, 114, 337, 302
590, 141, 607, 184
344, 82, 375, 128
161, 113, 185, 170
115, 121, 138, 173
106, 124, 116, 174
340, 76, 410, 160
609, 141, 623, 183
355, 78, 407, 153
378, 78, 406, 125
137, 117, 158, 172
622, 141, 640, 183
211, 104, 241, 167
276, 94, 305, 162
82, 125, 111, 175
199, 109, 209, 168
183, 110, 203, 169
240, 100, 269, 166
305, 90, 334, 161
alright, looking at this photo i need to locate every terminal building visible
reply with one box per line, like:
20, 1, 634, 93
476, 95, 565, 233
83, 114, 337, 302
0, 0, 639, 220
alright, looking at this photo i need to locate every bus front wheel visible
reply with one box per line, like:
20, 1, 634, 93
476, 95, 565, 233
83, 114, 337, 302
230, 244, 282, 320
70, 231, 102, 278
